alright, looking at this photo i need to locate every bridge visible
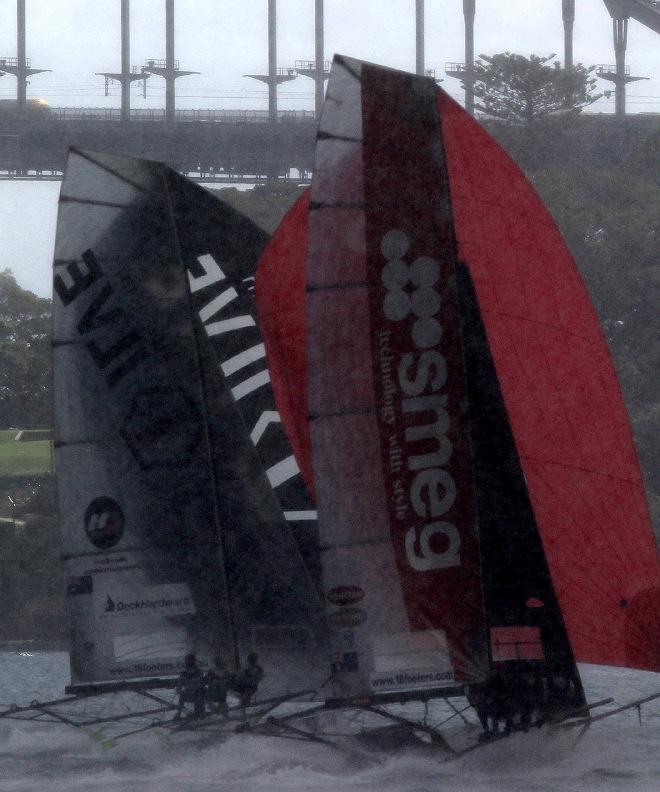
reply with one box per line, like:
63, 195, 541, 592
0, 0, 658, 180
604, 0, 660, 34
0, 108, 317, 182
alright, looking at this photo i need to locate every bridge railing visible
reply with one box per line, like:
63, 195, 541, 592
596, 64, 631, 76
47, 107, 317, 123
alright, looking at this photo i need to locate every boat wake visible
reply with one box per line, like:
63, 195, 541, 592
1, 691, 660, 792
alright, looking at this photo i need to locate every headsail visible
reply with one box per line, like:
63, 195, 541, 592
53, 149, 324, 691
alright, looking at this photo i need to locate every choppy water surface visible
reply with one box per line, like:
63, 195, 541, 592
0, 653, 659, 792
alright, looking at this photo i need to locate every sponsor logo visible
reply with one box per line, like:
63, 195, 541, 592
327, 586, 365, 606
109, 660, 185, 677
84, 497, 125, 549
96, 583, 196, 619
370, 667, 455, 692
379, 229, 461, 572
328, 607, 367, 628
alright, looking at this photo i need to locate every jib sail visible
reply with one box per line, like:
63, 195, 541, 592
53, 149, 323, 690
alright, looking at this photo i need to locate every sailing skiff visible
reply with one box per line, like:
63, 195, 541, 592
2, 56, 658, 754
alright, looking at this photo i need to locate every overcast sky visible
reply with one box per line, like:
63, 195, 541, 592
1, 0, 659, 297
0, 0, 659, 112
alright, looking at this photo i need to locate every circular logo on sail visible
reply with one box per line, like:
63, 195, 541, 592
84, 497, 125, 549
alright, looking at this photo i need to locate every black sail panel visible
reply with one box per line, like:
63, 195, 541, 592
456, 262, 586, 712
162, 170, 322, 591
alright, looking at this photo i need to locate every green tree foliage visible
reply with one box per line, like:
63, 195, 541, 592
0, 269, 52, 429
210, 182, 306, 233
530, 166, 660, 530
472, 52, 601, 124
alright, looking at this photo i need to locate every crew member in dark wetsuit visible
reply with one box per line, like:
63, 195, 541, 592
205, 656, 232, 716
515, 671, 544, 731
233, 652, 264, 707
544, 672, 576, 721
490, 669, 514, 735
174, 653, 205, 719
467, 682, 495, 739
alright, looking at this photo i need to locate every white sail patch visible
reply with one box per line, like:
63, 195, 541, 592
370, 630, 454, 692
284, 510, 318, 521
221, 343, 266, 377
199, 287, 238, 323
231, 369, 271, 401
188, 253, 225, 293
206, 315, 256, 337
250, 410, 281, 445
266, 455, 300, 488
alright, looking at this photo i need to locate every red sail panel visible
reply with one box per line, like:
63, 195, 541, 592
436, 89, 660, 671
255, 194, 315, 499
359, 64, 486, 681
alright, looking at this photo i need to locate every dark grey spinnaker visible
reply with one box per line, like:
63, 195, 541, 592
52, 149, 323, 694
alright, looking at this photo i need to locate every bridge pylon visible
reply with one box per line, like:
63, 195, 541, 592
1, 1, 50, 110
444, 2, 475, 114
143, 1, 199, 121
246, 0, 296, 125
294, 0, 327, 119
597, 13, 648, 116
95, 1, 151, 122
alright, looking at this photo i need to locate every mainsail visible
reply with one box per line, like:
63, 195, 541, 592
256, 55, 660, 707
53, 149, 323, 691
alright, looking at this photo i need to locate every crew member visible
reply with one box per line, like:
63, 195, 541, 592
174, 653, 205, 719
205, 656, 232, 716
232, 652, 264, 707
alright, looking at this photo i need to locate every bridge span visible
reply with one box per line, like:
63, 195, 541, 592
0, 109, 316, 181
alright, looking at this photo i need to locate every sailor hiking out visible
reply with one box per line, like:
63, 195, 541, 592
233, 652, 264, 707
174, 653, 205, 719
205, 656, 232, 716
